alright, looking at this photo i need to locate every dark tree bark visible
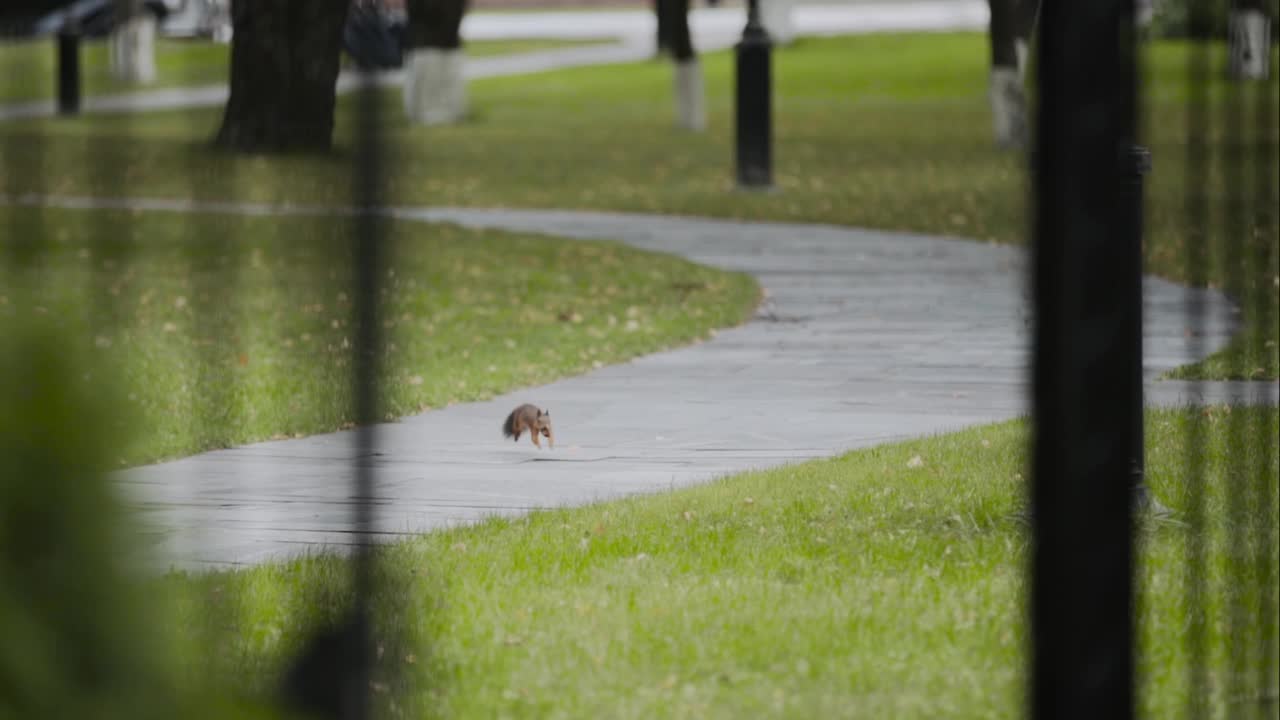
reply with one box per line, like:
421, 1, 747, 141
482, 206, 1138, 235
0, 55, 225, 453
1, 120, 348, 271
1016, 0, 1041, 45
989, 0, 1019, 69
988, 0, 1040, 68
987, 0, 1036, 148
656, 0, 692, 58
214, 0, 349, 153
406, 0, 468, 50
668, 0, 695, 62
655, 0, 670, 56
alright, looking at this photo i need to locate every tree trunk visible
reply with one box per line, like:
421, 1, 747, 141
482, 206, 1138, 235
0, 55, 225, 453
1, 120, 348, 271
987, 0, 1029, 149
1014, 0, 1040, 79
403, 0, 469, 125
214, 0, 349, 153
1228, 0, 1272, 80
108, 0, 156, 84
668, 0, 704, 131
656, 0, 673, 56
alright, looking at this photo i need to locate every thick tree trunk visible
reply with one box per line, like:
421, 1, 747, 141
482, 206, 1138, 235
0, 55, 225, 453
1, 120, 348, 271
403, 0, 469, 125
1014, 0, 1040, 79
667, 0, 704, 131
108, 1, 156, 84
1229, 0, 1272, 80
655, 0, 673, 56
987, 0, 1029, 149
214, 0, 349, 153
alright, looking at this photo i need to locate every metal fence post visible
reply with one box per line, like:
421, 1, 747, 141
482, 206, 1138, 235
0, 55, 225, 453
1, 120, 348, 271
1123, 144, 1154, 511
1030, 0, 1140, 717
57, 22, 82, 116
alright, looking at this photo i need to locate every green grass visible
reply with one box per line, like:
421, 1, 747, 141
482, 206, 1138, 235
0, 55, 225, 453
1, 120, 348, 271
1, 33, 1274, 378
0, 205, 759, 466
464, 37, 611, 57
0, 36, 609, 104
150, 407, 1277, 718
0, 38, 230, 104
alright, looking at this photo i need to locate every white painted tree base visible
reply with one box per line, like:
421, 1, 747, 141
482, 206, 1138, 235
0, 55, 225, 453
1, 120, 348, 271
760, 0, 796, 46
1229, 9, 1272, 80
674, 59, 706, 131
108, 14, 157, 84
403, 48, 468, 126
989, 66, 1028, 150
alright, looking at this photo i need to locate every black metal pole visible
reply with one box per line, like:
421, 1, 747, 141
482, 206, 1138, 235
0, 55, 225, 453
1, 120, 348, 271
734, 0, 772, 188
1030, 0, 1138, 717
57, 23, 82, 116
1123, 144, 1155, 512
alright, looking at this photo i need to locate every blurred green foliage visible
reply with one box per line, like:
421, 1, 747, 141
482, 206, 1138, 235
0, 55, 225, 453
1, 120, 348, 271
0, 320, 172, 720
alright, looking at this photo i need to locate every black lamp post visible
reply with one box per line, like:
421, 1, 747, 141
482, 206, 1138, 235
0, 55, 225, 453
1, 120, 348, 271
735, 0, 772, 188
57, 19, 82, 116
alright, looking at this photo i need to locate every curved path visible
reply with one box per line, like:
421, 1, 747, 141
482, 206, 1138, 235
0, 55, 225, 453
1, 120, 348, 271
22, 198, 1260, 571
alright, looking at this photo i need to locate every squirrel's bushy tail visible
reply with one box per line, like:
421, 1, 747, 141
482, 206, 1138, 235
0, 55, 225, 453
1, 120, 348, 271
502, 409, 517, 439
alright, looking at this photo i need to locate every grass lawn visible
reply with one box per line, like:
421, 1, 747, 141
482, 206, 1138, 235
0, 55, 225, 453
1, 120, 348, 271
0, 36, 609, 104
137, 406, 1275, 718
0, 205, 759, 466
0, 33, 1275, 379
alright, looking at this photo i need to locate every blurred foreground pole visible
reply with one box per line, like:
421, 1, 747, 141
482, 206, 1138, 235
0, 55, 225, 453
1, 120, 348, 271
1030, 0, 1139, 718
1122, 144, 1153, 512
57, 22, 81, 115
279, 46, 384, 720
735, 0, 772, 188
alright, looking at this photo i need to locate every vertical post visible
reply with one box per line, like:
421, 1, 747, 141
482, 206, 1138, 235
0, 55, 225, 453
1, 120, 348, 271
735, 0, 772, 189
1030, 0, 1138, 718
1228, 0, 1272, 80
278, 16, 384, 720
656, 0, 672, 56
346, 46, 386, 720
1122, 145, 1155, 512
57, 23, 82, 116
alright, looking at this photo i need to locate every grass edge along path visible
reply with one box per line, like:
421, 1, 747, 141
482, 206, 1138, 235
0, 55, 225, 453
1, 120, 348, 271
142, 406, 1279, 719
0, 205, 760, 467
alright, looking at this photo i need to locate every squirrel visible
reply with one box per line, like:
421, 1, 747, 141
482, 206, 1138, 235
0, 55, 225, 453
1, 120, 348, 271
502, 403, 554, 449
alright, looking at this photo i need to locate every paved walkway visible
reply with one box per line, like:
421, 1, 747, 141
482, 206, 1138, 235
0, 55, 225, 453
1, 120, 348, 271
6, 196, 1265, 570
0, 1, 987, 121
4, 2, 1274, 571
